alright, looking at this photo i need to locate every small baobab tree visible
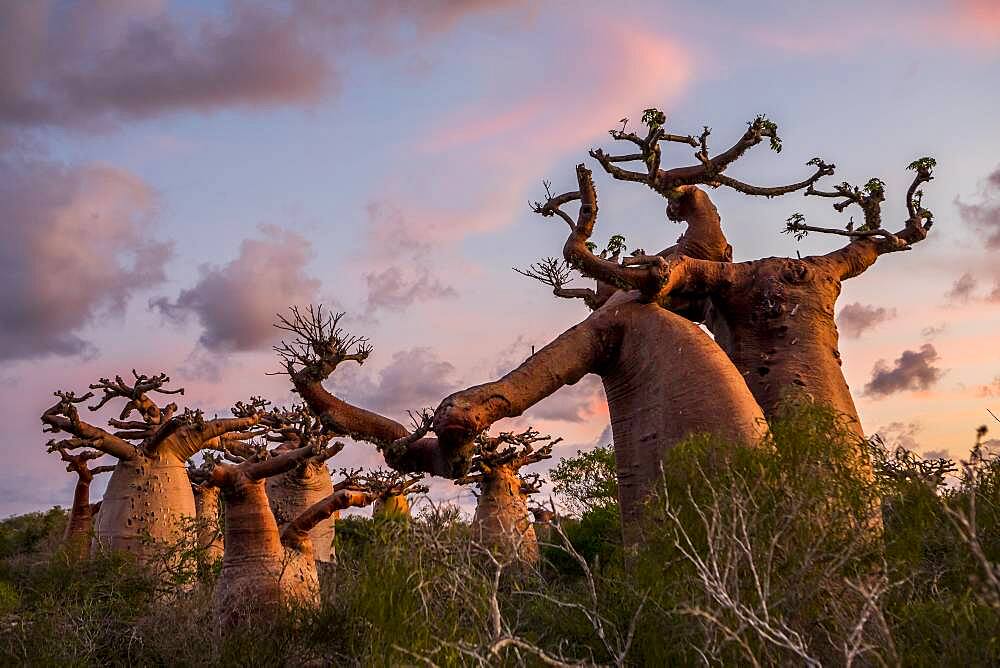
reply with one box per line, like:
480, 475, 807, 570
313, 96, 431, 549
190, 436, 372, 628
47, 438, 115, 559
39, 372, 264, 561
260, 405, 345, 563
360, 468, 429, 520
454, 428, 555, 563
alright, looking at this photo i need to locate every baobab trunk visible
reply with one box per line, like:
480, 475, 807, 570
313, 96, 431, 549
205, 443, 371, 628
192, 483, 224, 567
214, 477, 317, 626
50, 445, 115, 560
434, 292, 768, 539
456, 429, 553, 563
471, 466, 539, 563
266, 450, 338, 562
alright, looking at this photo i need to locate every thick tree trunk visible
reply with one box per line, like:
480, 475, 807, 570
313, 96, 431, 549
193, 484, 224, 567
63, 479, 98, 560
600, 297, 768, 540
92, 451, 195, 559
435, 292, 767, 543
706, 257, 863, 438
472, 466, 539, 563
266, 461, 336, 562
213, 478, 319, 628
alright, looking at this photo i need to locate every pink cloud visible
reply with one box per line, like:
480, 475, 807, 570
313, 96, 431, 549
410, 18, 692, 238
0, 0, 532, 133
151, 225, 321, 353
0, 158, 170, 361
943, 0, 1000, 46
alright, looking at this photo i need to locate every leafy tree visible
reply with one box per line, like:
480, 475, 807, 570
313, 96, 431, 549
550, 444, 618, 516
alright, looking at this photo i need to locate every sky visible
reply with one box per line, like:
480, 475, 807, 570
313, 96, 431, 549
1, 0, 999, 517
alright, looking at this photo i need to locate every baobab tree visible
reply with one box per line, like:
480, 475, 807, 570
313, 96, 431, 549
191, 439, 372, 627
188, 456, 225, 569
261, 405, 344, 563
454, 429, 555, 563
427, 115, 936, 530
274, 114, 934, 537
578, 111, 936, 436
273, 299, 765, 535
273, 307, 456, 474
47, 438, 115, 560
360, 468, 429, 519
39, 372, 264, 561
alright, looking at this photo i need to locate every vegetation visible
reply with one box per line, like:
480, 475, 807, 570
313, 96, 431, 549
4, 405, 998, 665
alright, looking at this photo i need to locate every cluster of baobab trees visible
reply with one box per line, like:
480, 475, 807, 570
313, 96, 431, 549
41, 107, 936, 624
41, 371, 556, 627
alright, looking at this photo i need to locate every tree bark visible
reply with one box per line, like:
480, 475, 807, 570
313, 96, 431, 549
266, 460, 336, 562
93, 452, 196, 559
192, 484, 224, 568
471, 466, 539, 563
91, 416, 260, 562
63, 478, 98, 560
213, 476, 320, 628
434, 292, 767, 542
678, 255, 864, 438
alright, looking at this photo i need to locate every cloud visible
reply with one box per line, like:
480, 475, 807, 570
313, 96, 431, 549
365, 267, 458, 311
956, 165, 1000, 249
151, 225, 320, 352
977, 376, 1000, 398
331, 346, 460, 421
360, 199, 459, 313
0, 157, 169, 362
921, 323, 947, 339
945, 272, 979, 304
876, 421, 922, 452
0, 0, 528, 133
864, 344, 944, 397
527, 376, 608, 423
837, 302, 897, 338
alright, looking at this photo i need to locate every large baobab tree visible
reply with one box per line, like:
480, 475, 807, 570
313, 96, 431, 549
47, 439, 115, 560
576, 111, 936, 436
454, 429, 555, 563
360, 468, 429, 519
191, 440, 372, 627
274, 298, 766, 534
262, 406, 344, 563
39, 372, 263, 561
429, 114, 935, 530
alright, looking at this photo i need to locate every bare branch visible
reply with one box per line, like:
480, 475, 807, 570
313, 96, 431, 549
272, 305, 372, 380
